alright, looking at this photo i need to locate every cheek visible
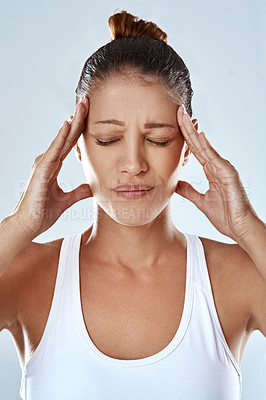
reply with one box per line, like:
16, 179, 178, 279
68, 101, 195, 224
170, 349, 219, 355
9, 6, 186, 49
156, 141, 184, 176
81, 141, 113, 184
156, 144, 185, 193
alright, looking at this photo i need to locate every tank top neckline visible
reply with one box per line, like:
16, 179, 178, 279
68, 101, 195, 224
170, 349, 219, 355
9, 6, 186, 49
72, 231, 194, 366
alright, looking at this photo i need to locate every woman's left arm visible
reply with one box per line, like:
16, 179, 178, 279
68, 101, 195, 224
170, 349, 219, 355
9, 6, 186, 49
237, 214, 266, 279
176, 104, 266, 279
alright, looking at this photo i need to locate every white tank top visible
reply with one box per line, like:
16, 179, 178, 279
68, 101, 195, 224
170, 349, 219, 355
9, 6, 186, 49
19, 232, 242, 399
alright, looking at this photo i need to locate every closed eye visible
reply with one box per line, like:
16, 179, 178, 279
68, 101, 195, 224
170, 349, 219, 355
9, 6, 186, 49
96, 138, 171, 147
147, 139, 171, 146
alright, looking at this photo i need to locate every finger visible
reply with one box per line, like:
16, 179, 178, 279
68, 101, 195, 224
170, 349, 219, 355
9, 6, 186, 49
37, 99, 88, 187
178, 107, 227, 171
65, 184, 93, 209
44, 97, 87, 162
43, 99, 88, 166
175, 180, 204, 211
197, 131, 219, 161
67, 115, 74, 124
197, 130, 229, 171
42, 120, 72, 164
184, 135, 207, 165
178, 107, 208, 165
59, 99, 89, 161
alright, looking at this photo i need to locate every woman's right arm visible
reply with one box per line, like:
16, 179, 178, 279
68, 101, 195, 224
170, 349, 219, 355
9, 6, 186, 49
0, 96, 92, 331
0, 216, 36, 333
0, 215, 33, 277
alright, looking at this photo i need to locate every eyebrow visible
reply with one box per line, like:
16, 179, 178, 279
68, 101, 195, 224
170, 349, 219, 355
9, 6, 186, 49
94, 119, 175, 129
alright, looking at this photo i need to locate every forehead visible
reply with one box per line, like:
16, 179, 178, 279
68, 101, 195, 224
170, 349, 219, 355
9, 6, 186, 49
89, 73, 177, 114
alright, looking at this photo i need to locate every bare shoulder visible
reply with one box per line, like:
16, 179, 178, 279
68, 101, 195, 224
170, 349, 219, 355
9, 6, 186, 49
199, 234, 258, 277
0, 236, 64, 332
198, 235, 264, 335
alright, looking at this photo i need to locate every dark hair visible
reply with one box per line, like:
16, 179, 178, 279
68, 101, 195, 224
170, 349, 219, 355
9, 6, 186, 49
75, 9, 194, 117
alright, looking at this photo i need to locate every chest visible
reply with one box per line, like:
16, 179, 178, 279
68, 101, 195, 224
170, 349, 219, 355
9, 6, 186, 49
79, 262, 187, 360
77, 242, 250, 364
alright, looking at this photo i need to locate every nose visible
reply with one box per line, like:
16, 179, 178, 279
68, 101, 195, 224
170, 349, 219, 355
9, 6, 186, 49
118, 137, 148, 176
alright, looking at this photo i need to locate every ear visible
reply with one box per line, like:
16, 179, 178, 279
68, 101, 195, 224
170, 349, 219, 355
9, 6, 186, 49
74, 142, 82, 163
182, 118, 198, 167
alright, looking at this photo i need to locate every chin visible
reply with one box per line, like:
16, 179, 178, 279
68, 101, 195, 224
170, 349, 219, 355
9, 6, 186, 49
101, 202, 165, 226
111, 215, 159, 227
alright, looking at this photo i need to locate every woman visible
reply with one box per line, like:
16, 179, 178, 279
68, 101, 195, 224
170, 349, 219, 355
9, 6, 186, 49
0, 9, 265, 400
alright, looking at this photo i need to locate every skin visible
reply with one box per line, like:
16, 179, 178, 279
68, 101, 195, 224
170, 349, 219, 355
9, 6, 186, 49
74, 73, 198, 271
2, 71, 264, 371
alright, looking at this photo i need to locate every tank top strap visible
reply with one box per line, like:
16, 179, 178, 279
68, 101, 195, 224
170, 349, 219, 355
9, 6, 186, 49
61, 232, 82, 290
183, 232, 202, 288
183, 233, 209, 291
40, 234, 74, 332
184, 233, 242, 380
21, 233, 74, 379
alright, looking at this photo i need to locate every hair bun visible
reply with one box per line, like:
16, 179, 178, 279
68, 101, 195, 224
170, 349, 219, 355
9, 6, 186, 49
108, 9, 167, 43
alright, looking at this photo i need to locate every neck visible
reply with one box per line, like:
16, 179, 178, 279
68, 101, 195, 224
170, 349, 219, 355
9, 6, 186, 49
82, 202, 185, 272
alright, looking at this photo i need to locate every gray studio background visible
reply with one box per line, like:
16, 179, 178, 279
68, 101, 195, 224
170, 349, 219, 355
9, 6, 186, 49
0, 0, 265, 399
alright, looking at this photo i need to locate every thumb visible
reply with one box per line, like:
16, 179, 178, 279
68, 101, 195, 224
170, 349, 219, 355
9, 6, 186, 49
66, 184, 93, 209
175, 180, 204, 210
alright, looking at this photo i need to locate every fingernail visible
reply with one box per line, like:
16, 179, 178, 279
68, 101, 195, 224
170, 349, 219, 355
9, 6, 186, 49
67, 115, 73, 124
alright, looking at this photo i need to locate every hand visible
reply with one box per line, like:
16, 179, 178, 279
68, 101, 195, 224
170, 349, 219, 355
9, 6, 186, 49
175, 104, 259, 243
12, 96, 93, 240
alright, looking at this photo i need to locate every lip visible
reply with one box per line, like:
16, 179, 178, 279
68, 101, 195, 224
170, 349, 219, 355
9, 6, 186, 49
113, 185, 153, 192
114, 188, 154, 199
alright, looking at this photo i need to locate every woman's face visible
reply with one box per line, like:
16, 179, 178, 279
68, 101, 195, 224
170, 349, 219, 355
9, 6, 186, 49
75, 74, 190, 226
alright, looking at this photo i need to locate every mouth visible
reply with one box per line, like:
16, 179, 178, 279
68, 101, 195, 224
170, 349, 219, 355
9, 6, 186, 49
113, 185, 153, 192
112, 186, 154, 199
